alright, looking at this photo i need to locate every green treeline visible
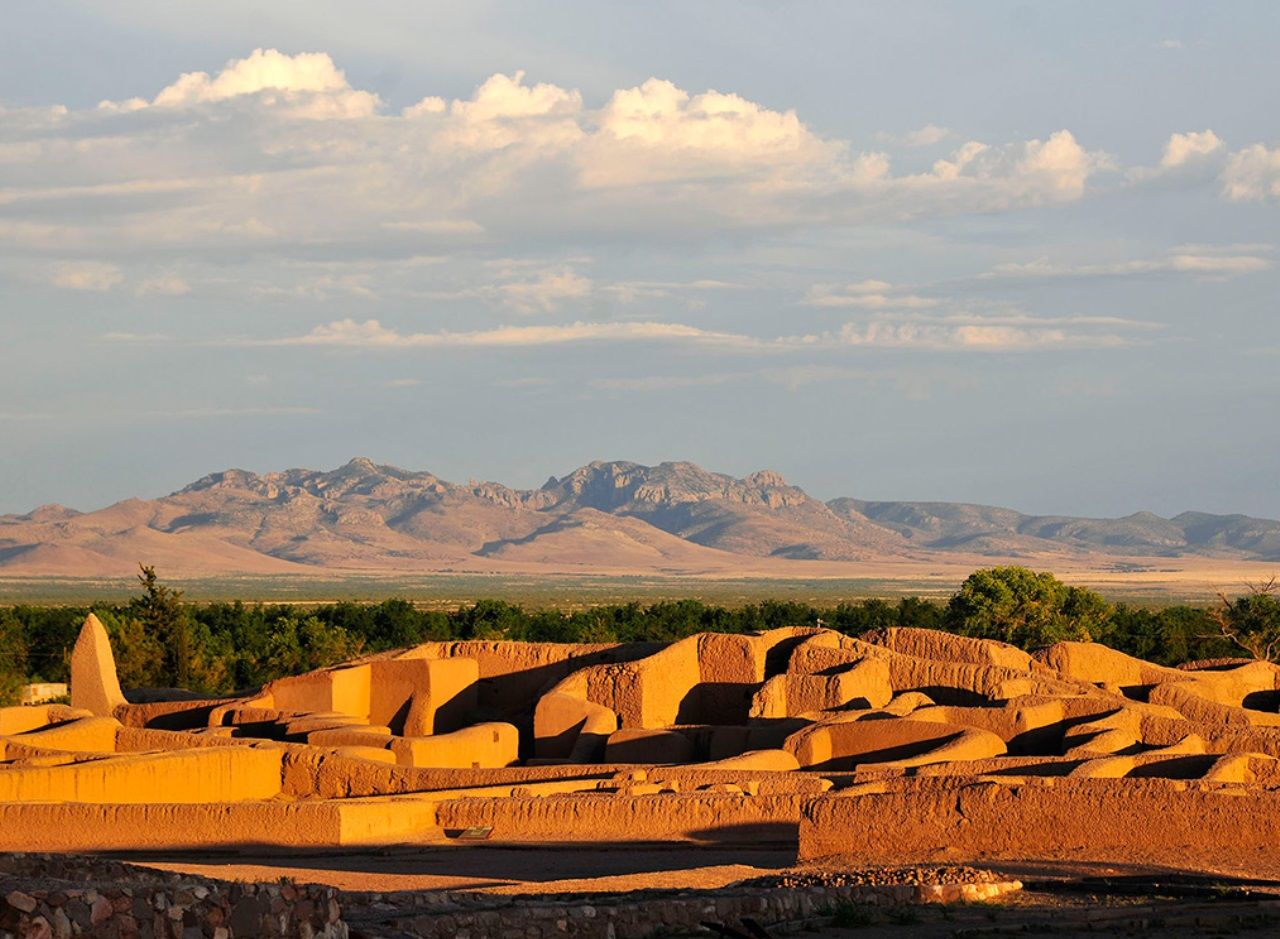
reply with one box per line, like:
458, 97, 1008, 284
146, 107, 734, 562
2, 565, 1276, 704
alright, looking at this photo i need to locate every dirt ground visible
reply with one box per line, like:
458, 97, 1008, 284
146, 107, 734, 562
114, 843, 797, 895
107, 845, 1280, 937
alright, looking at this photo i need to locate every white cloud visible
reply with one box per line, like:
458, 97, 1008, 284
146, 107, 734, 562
1161, 130, 1224, 168
923, 131, 1106, 203
982, 250, 1271, 281
1127, 130, 1226, 184
256, 308, 1152, 355
49, 261, 123, 292
1221, 144, 1280, 201
497, 268, 592, 313
817, 312, 1152, 351
803, 279, 938, 309
579, 78, 840, 189
143, 48, 379, 119
268, 318, 758, 349
1158, 38, 1185, 50
2, 53, 1121, 268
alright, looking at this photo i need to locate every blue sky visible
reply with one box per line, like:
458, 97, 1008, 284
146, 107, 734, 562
1, 2, 1278, 517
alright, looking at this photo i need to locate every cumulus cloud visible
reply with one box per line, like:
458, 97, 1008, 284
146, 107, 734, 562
1, 51, 1123, 272
1128, 130, 1227, 184
1221, 144, 1280, 201
1161, 130, 1224, 168
922, 131, 1108, 204
126, 48, 380, 118
578, 78, 840, 189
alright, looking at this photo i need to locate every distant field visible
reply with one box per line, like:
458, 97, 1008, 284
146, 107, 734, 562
0, 570, 1236, 607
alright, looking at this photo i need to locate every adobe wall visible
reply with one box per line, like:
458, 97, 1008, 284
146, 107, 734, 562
861, 627, 1032, 670
543, 628, 819, 731
798, 777, 1280, 865
369, 657, 479, 734
0, 706, 91, 737
0, 746, 282, 804
435, 791, 807, 843
0, 796, 441, 851
1, 716, 121, 754
784, 718, 1007, 771
400, 640, 664, 716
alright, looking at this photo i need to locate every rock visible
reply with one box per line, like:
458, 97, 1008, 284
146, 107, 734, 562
90, 896, 114, 925
7, 890, 38, 913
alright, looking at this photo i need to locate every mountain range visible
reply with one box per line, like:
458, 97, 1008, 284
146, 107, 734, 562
2, 458, 1279, 578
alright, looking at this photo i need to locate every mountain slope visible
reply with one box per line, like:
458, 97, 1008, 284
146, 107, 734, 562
837, 498, 1280, 561
2, 458, 1278, 577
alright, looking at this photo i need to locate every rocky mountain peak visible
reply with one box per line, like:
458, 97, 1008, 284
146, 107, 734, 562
177, 469, 262, 495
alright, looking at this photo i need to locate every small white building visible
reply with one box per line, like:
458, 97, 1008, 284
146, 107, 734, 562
19, 683, 68, 706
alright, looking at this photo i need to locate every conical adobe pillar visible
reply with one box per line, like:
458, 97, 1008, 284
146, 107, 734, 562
70, 613, 127, 715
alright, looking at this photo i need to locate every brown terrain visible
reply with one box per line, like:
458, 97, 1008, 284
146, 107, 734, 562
2, 458, 1278, 593
4, 616, 1280, 936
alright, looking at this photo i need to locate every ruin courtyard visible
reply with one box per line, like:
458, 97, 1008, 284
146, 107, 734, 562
3, 615, 1280, 936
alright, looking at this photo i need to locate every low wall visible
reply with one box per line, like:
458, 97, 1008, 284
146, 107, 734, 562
0, 797, 441, 851
0, 747, 282, 804
436, 792, 806, 843
0, 854, 346, 938
344, 879, 1020, 939
798, 777, 1280, 865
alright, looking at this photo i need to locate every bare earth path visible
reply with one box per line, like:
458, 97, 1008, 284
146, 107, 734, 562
113, 844, 797, 895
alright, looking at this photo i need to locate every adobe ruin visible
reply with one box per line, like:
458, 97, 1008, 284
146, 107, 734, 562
3, 615, 1280, 874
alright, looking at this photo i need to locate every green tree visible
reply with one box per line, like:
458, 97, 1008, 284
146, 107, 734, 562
1211, 578, 1280, 663
128, 565, 194, 688
945, 566, 1112, 649
0, 609, 29, 706
94, 609, 167, 689
260, 614, 364, 677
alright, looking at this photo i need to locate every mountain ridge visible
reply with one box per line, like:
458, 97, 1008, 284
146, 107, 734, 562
2, 457, 1278, 577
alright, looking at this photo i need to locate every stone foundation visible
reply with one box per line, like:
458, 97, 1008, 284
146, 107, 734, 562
0, 856, 346, 939
342, 879, 1021, 938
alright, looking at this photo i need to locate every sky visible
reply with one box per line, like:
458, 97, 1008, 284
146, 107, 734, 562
1, 1, 1278, 519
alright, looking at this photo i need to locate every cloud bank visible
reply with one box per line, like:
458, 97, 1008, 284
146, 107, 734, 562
1, 47, 1127, 265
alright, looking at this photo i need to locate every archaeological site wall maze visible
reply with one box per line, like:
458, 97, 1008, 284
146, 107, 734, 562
2, 614, 1280, 870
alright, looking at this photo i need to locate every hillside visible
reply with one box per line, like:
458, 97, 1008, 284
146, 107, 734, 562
1, 458, 1278, 578
836, 498, 1280, 560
